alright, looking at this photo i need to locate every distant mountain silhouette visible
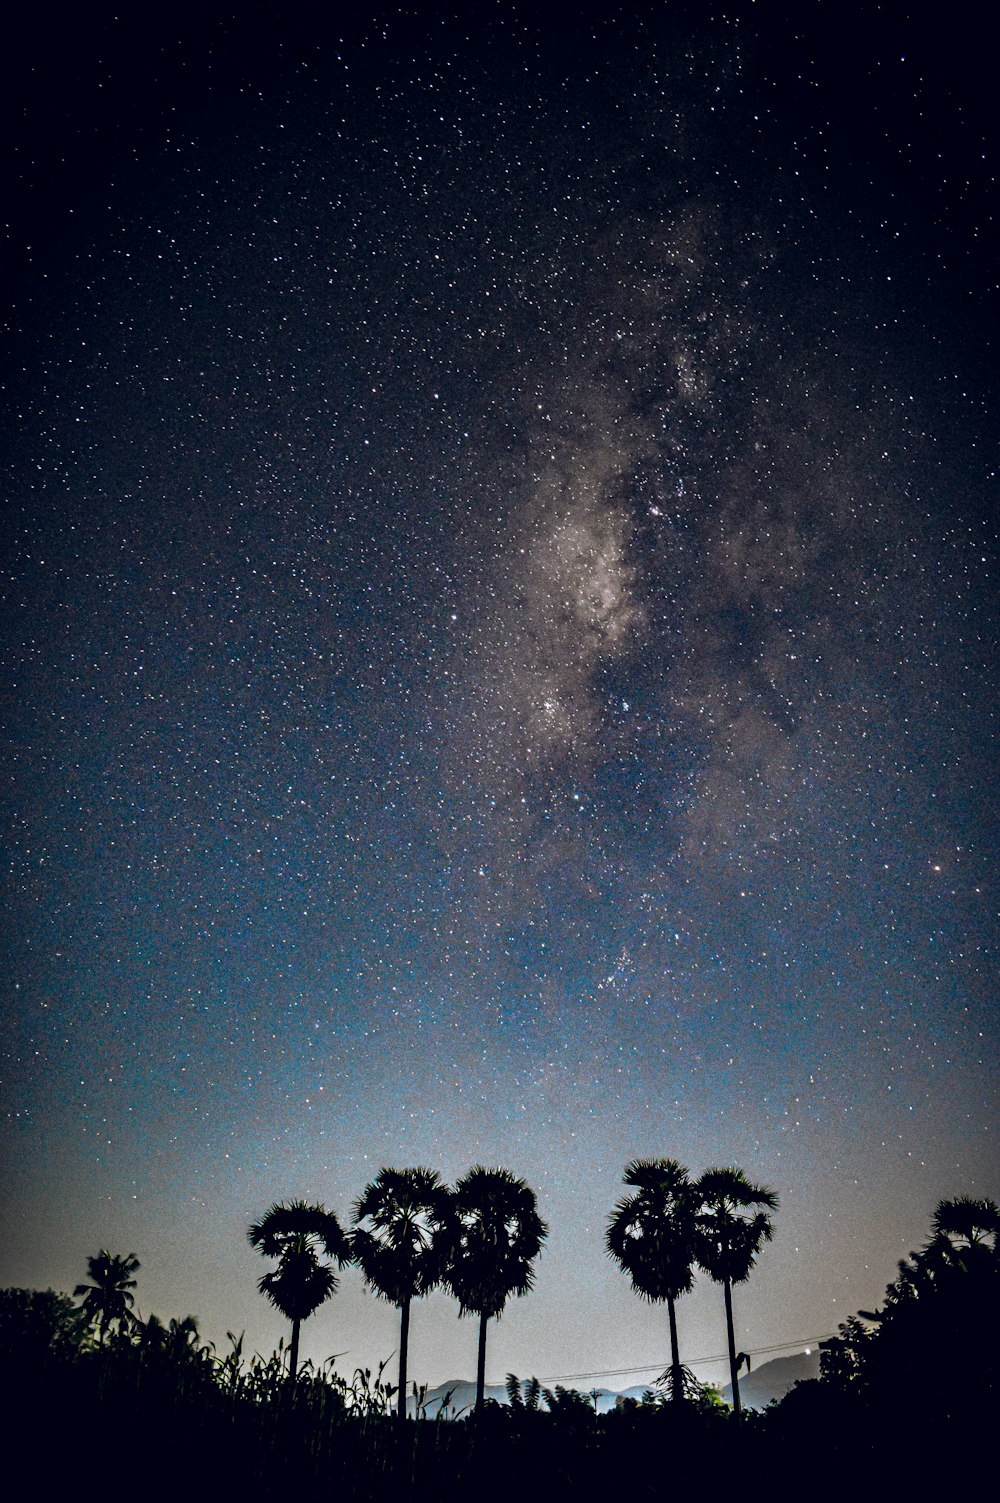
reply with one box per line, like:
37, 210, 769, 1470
720, 1350, 820, 1409
409, 1379, 648, 1417
411, 1351, 819, 1417
408, 1380, 503, 1417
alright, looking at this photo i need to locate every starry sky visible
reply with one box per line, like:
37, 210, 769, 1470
2, 4, 996, 1391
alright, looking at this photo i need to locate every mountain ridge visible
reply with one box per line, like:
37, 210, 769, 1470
408, 1350, 821, 1416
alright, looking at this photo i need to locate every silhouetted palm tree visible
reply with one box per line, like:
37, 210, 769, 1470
695, 1167, 778, 1415
352, 1166, 455, 1419
930, 1196, 1000, 1264
248, 1200, 351, 1379
606, 1159, 698, 1402
446, 1165, 547, 1411
74, 1250, 140, 1345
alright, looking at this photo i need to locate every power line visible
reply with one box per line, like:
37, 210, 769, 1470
527, 1333, 831, 1388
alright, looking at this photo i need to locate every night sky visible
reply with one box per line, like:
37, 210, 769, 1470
3, 4, 996, 1392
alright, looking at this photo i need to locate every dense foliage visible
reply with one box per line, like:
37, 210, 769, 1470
767, 1195, 1000, 1486
0, 1293, 757, 1499
815, 1194, 1000, 1418
3, 1192, 995, 1499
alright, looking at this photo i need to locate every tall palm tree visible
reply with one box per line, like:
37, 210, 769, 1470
352, 1167, 455, 1420
446, 1165, 547, 1412
74, 1251, 140, 1345
248, 1200, 351, 1380
606, 1159, 698, 1402
695, 1167, 778, 1416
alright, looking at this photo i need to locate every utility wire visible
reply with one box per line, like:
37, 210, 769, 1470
525, 1333, 832, 1388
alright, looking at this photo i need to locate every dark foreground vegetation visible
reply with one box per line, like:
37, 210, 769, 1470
2, 1194, 996, 1500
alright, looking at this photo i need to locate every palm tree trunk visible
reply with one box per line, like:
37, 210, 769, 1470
475, 1310, 489, 1411
724, 1278, 741, 1415
289, 1316, 301, 1380
397, 1296, 411, 1421
667, 1293, 683, 1401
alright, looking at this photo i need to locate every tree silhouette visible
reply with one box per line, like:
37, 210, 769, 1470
606, 1159, 698, 1402
819, 1195, 999, 1429
930, 1195, 1000, 1264
141, 1312, 210, 1366
248, 1200, 351, 1380
695, 1167, 778, 1416
73, 1250, 140, 1345
1, 1286, 92, 1363
352, 1167, 455, 1420
446, 1165, 547, 1411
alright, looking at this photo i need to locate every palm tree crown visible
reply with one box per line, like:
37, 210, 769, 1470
606, 1159, 698, 1401
74, 1250, 140, 1344
695, 1166, 778, 1415
607, 1159, 698, 1303
931, 1196, 999, 1258
353, 1166, 455, 1304
696, 1167, 778, 1285
449, 1166, 547, 1318
447, 1165, 547, 1410
248, 1199, 351, 1379
353, 1167, 455, 1419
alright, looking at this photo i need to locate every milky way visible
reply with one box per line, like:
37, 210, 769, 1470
2, 7, 996, 1388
